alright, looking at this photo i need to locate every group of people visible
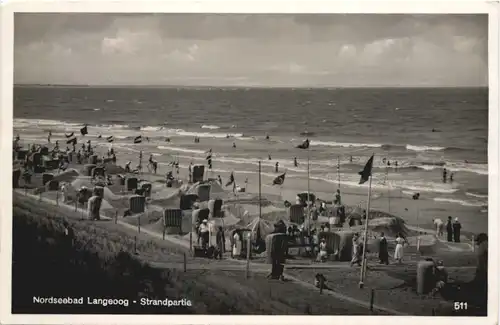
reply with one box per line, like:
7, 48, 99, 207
442, 168, 455, 183
434, 216, 462, 242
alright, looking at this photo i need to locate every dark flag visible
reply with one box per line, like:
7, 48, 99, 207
296, 139, 310, 149
107, 136, 114, 143
225, 172, 235, 187
65, 132, 74, 138
272, 173, 286, 185
134, 135, 142, 144
80, 125, 88, 136
358, 155, 374, 185
66, 135, 77, 146
206, 150, 213, 169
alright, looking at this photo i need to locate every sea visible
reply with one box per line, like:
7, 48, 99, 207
13, 86, 489, 211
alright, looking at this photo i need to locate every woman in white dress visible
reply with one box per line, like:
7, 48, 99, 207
316, 238, 328, 262
233, 231, 242, 258
394, 233, 407, 264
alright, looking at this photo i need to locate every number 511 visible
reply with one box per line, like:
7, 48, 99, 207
454, 302, 468, 310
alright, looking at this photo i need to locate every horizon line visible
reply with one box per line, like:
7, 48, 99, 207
13, 83, 488, 89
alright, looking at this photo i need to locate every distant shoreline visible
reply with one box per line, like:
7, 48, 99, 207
13, 84, 489, 90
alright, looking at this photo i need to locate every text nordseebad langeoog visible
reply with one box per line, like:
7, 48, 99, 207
32, 296, 193, 307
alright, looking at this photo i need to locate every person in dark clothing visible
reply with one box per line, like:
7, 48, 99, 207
474, 233, 488, 312
446, 216, 453, 242
275, 162, 279, 173
378, 232, 389, 265
452, 218, 461, 242
215, 226, 225, 259
443, 168, 448, 183
270, 223, 287, 280
294, 157, 298, 167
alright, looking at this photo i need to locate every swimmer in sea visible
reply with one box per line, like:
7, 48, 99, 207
442, 168, 447, 183
294, 157, 298, 167
268, 154, 272, 160
265, 134, 270, 140
232, 142, 236, 148
450, 172, 454, 182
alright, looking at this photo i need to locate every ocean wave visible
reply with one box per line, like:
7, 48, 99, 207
406, 144, 445, 152
433, 197, 486, 207
311, 140, 382, 148
157, 146, 206, 155
414, 161, 488, 175
317, 173, 460, 194
201, 125, 221, 130
13, 118, 82, 129
465, 191, 488, 199
140, 126, 164, 132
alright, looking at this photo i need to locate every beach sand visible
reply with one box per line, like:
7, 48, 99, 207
14, 135, 480, 250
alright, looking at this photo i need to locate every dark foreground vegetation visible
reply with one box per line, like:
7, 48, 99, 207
12, 201, 195, 314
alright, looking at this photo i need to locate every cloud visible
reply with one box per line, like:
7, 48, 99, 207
13, 13, 488, 87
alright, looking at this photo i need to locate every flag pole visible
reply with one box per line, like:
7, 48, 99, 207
387, 167, 391, 213
307, 145, 311, 237
337, 156, 341, 191
258, 161, 262, 220
359, 174, 372, 289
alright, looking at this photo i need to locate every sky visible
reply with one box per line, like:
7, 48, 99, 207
14, 13, 488, 87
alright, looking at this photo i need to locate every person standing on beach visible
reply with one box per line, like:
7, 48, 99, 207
199, 219, 210, 250
474, 233, 488, 310
350, 234, 362, 267
446, 216, 453, 242
294, 157, 298, 167
188, 162, 193, 183
394, 233, 406, 264
450, 172, 454, 182
378, 232, 389, 265
334, 189, 342, 205
453, 218, 461, 242
215, 226, 225, 259
433, 218, 444, 237
275, 162, 279, 173
442, 168, 448, 183
47, 131, 52, 143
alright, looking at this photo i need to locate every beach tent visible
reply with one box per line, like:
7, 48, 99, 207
246, 217, 275, 242
297, 192, 316, 203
